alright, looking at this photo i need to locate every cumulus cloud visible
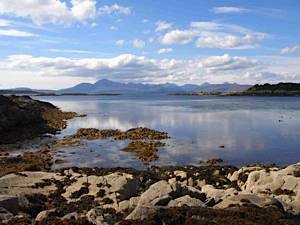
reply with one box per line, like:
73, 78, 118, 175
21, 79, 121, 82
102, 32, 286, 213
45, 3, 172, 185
202, 54, 260, 73
196, 34, 266, 49
0, 54, 272, 83
280, 45, 300, 54
159, 21, 267, 49
0, 29, 38, 37
157, 48, 173, 54
155, 20, 172, 32
0, 0, 131, 25
1, 54, 299, 87
160, 29, 195, 44
132, 39, 145, 48
211, 7, 249, 14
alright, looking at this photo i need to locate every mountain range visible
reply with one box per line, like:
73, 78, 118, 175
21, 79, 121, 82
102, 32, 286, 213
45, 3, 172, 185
0, 79, 251, 94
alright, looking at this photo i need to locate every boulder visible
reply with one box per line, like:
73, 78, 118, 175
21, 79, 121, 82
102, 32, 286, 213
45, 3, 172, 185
168, 195, 205, 207
215, 194, 283, 210
35, 208, 57, 222
86, 208, 114, 225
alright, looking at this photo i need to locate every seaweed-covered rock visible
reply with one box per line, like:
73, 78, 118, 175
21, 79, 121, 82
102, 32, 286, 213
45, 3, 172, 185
0, 95, 77, 145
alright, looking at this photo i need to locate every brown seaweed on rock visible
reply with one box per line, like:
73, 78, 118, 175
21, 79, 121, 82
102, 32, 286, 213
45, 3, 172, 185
121, 141, 166, 163
69, 127, 169, 141
0, 95, 77, 145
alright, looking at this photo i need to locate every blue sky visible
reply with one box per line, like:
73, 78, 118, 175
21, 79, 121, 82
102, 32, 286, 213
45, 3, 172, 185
0, 0, 300, 89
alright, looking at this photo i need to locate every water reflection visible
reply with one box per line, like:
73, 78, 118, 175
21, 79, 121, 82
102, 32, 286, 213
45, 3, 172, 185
35, 95, 300, 169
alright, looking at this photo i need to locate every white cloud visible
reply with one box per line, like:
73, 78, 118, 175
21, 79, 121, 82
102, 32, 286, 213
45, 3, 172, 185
0, 29, 38, 37
159, 21, 267, 49
115, 39, 125, 46
160, 29, 195, 44
0, 1, 131, 25
158, 48, 173, 54
142, 19, 149, 23
155, 20, 172, 32
98, 4, 131, 16
202, 54, 260, 73
196, 34, 266, 49
211, 7, 248, 14
71, 0, 96, 20
280, 45, 300, 54
2, 54, 295, 86
132, 39, 145, 48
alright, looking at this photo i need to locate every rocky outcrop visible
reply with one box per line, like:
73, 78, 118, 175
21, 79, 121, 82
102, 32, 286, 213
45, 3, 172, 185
0, 95, 77, 145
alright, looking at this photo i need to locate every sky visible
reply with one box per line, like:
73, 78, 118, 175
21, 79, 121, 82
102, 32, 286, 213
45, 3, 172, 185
0, 0, 300, 89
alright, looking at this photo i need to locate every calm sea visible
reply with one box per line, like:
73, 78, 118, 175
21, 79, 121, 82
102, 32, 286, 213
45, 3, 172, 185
35, 94, 300, 169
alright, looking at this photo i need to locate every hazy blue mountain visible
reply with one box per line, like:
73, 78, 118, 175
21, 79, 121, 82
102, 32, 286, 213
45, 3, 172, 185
59, 79, 201, 93
0, 79, 252, 94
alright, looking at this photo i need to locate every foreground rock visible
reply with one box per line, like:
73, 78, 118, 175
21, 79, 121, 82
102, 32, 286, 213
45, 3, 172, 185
0, 163, 299, 224
0, 95, 77, 145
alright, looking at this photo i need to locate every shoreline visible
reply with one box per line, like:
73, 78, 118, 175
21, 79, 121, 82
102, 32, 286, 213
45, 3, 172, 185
0, 95, 299, 224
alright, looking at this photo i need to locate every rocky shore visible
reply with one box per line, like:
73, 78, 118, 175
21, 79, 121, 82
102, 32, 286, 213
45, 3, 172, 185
0, 163, 299, 224
0, 95, 299, 224
0, 95, 78, 145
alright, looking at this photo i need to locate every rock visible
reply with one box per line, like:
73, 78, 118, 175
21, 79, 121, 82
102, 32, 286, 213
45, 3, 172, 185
137, 180, 173, 206
118, 200, 130, 212
0, 95, 77, 145
86, 208, 114, 225
168, 195, 205, 207
216, 194, 283, 210
62, 212, 78, 221
239, 163, 300, 214
0, 172, 62, 196
117, 196, 141, 212
0, 195, 19, 214
63, 172, 139, 202
125, 206, 159, 220
151, 195, 172, 206
174, 170, 187, 180
105, 172, 140, 201
201, 184, 237, 201
35, 208, 57, 222
0, 207, 13, 222
187, 177, 194, 186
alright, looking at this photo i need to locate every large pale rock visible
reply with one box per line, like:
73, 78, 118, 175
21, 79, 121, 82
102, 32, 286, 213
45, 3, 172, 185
201, 185, 237, 201
215, 194, 282, 209
138, 180, 173, 206
240, 163, 300, 214
0, 172, 62, 196
63, 172, 139, 202
168, 195, 205, 207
